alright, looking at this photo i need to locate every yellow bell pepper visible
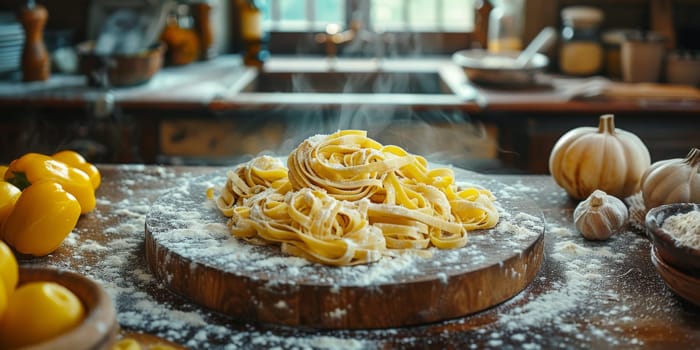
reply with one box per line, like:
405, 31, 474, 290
51, 150, 101, 190
0, 240, 18, 317
0, 166, 7, 179
1, 180, 81, 256
0, 181, 21, 234
0, 240, 18, 296
4, 153, 95, 214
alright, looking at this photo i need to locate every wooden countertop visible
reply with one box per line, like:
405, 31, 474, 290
1, 55, 699, 115
18, 164, 700, 349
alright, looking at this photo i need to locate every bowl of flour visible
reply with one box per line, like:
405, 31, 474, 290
646, 203, 700, 276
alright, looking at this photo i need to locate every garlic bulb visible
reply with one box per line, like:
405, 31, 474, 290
549, 114, 651, 200
641, 147, 700, 210
574, 190, 629, 240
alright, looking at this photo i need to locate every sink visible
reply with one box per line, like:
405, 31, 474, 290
218, 58, 469, 107
241, 71, 453, 95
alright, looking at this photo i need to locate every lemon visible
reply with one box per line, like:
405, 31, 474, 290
112, 338, 142, 350
0, 281, 85, 348
151, 345, 178, 350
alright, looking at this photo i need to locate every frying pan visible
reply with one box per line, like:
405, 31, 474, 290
453, 26, 556, 87
452, 49, 549, 87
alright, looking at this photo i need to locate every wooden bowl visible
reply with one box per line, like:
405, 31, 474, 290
645, 203, 700, 277
15, 266, 119, 350
651, 245, 700, 307
77, 40, 165, 87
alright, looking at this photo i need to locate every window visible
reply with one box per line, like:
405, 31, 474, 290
370, 0, 474, 32
261, 0, 473, 32
256, 0, 476, 55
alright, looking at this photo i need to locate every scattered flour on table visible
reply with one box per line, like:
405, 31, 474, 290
496, 222, 673, 348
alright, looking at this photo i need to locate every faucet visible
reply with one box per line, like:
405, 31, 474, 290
315, 20, 362, 61
315, 17, 396, 70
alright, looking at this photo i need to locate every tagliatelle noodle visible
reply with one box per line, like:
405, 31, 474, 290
216, 130, 500, 266
288, 131, 415, 201
230, 188, 385, 266
216, 156, 290, 217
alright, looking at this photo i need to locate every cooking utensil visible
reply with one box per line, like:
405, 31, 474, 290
452, 49, 549, 87
18, 2, 49, 81
515, 26, 557, 68
77, 40, 165, 87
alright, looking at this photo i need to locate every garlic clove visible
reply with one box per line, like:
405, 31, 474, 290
574, 189, 629, 240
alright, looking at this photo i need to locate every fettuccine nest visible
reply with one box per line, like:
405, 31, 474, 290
215, 130, 498, 266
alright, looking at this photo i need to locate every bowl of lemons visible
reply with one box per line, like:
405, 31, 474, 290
0, 256, 118, 350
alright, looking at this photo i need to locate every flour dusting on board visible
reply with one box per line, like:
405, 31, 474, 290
147, 174, 544, 288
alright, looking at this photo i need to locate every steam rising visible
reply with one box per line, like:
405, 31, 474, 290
279, 105, 496, 171
271, 30, 498, 171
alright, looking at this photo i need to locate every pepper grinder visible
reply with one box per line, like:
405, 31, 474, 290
195, 2, 216, 60
19, 1, 50, 81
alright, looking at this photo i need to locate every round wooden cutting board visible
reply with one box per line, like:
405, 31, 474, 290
145, 167, 545, 329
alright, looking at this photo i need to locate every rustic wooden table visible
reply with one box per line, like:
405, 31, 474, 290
19, 165, 700, 349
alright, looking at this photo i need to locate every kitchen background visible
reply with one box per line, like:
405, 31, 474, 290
0, 0, 698, 173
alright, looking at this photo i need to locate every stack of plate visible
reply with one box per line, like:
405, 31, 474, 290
0, 13, 24, 74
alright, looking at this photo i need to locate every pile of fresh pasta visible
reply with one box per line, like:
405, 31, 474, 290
215, 130, 499, 266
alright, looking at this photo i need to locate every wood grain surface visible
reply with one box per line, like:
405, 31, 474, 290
145, 167, 545, 329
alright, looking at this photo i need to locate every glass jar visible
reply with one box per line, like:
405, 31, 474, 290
559, 6, 604, 76
160, 4, 201, 66
488, 0, 524, 53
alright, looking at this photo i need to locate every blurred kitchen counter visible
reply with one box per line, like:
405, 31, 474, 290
1, 55, 699, 113
0, 55, 698, 172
